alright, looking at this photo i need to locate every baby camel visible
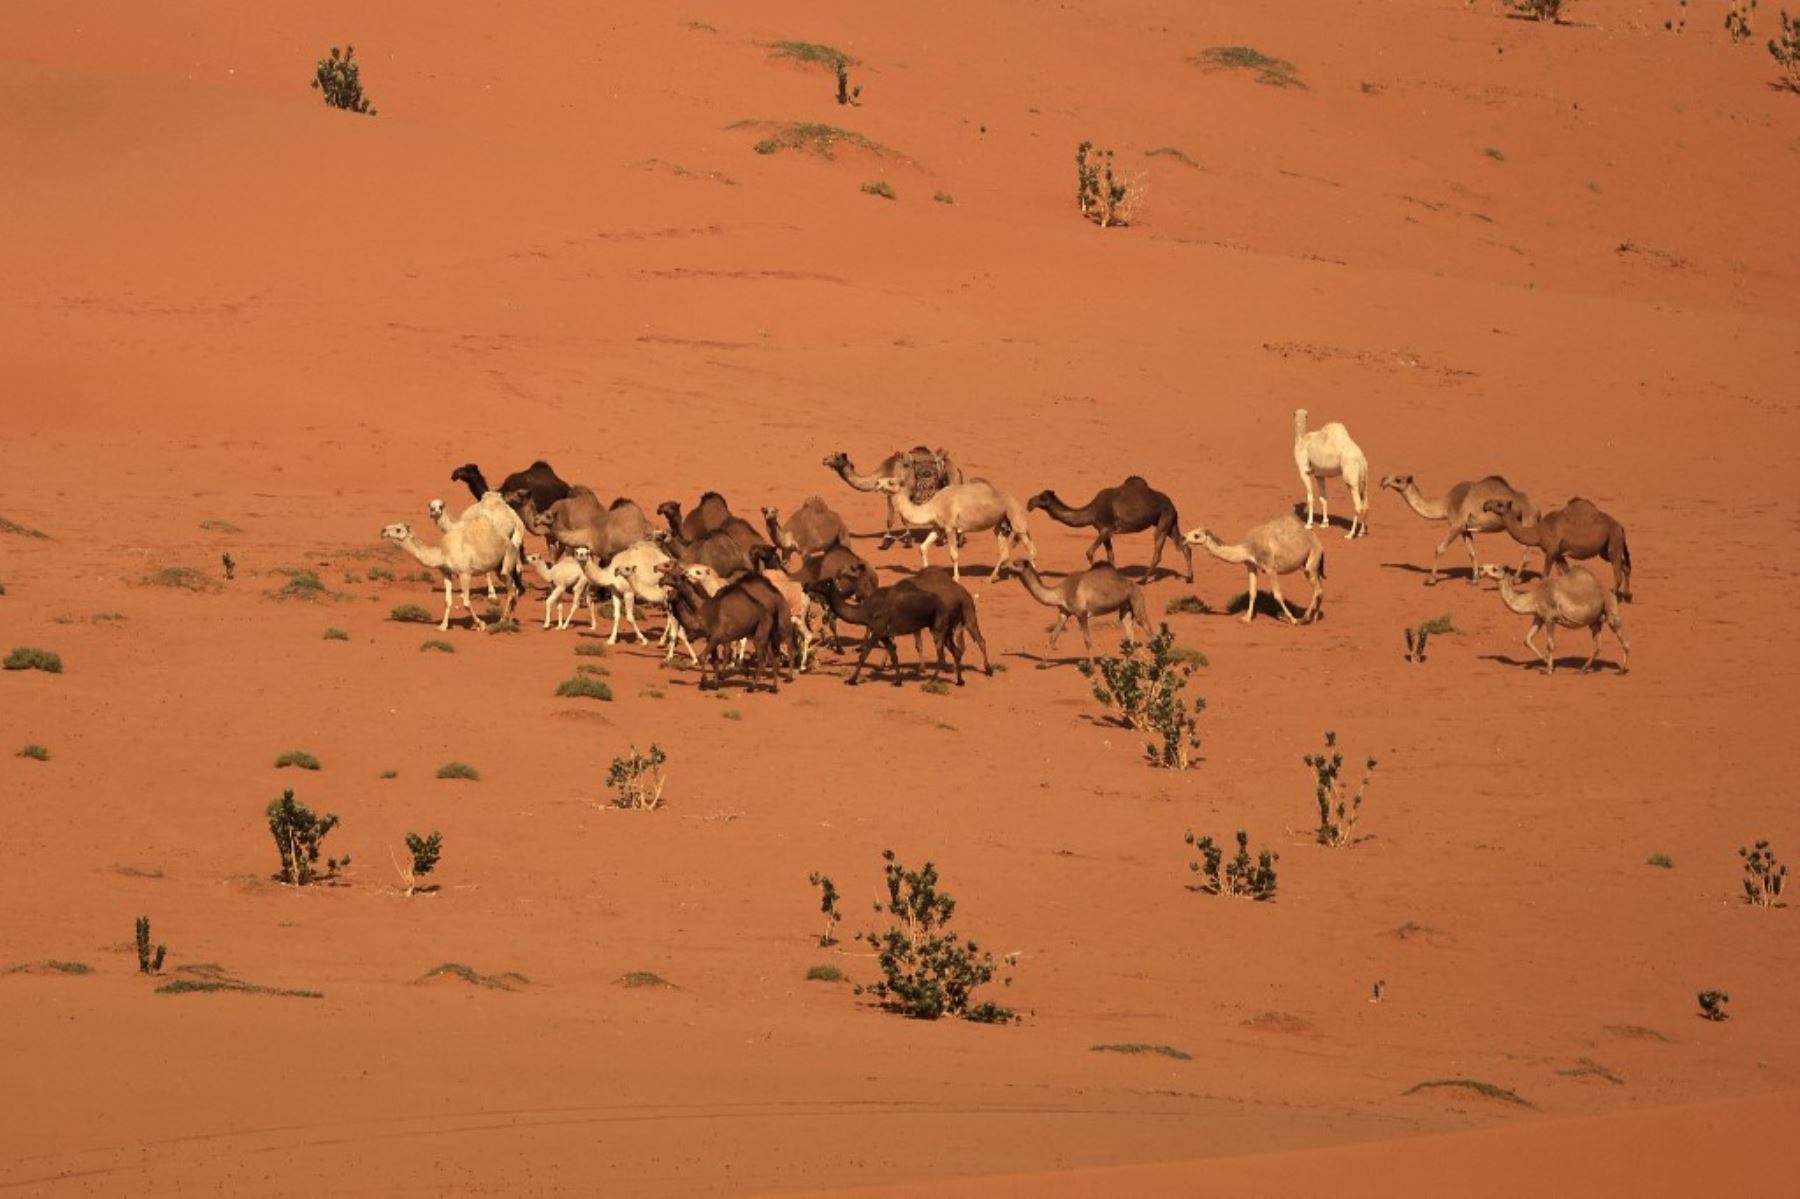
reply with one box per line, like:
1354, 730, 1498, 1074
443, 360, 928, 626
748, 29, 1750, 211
1477, 563, 1629, 675
1294, 409, 1371, 538
1184, 514, 1325, 625
525, 551, 587, 630
1380, 473, 1537, 586
1000, 562, 1148, 659
875, 476, 1037, 580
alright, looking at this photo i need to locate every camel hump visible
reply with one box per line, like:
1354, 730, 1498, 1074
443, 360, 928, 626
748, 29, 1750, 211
608, 497, 636, 511
799, 495, 830, 511
1478, 475, 1515, 488
1122, 474, 1149, 485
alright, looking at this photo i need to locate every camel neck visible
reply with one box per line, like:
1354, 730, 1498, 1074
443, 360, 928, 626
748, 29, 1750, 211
1014, 568, 1061, 607
1199, 539, 1254, 566
1400, 486, 1446, 521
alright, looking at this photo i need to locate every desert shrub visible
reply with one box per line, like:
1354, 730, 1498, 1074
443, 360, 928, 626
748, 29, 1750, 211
144, 566, 218, 592
808, 872, 842, 945
274, 750, 320, 771
607, 744, 667, 809
421, 639, 455, 653
920, 678, 950, 695
617, 970, 673, 988
1647, 853, 1675, 868
156, 963, 321, 998
390, 604, 434, 623
1484, 146, 1507, 162
1080, 625, 1205, 769
1773, 9, 1800, 84
574, 642, 608, 657
1698, 990, 1731, 1020
1190, 46, 1305, 88
366, 566, 395, 582
1091, 1042, 1192, 1060
135, 916, 166, 975
436, 761, 480, 781
1185, 829, 1279, 900
396, 830, 442, 896
744, 121, 884, 158
1504, 0, 1567, 21
1165, 594, 1210, 615
379, 769, 398, 779
933, 190, 955, 204
485, 618, 521, 635
1075, 141, 1134, 227
222, 552, 236, 580
836, 60, 862, 105
854, 849, 1017, 1022
1306, 731, 1377, 847
555, 674, 613, 700
17, 744, 48, 761
0, 515, 49, 539
1724, 0, 1754, 41
267, 789, 339, 886
1404, 613, 1455, 663
1145, 146, 1198, 167
323, 627, 350, 641
722, 707, 741, 719
576, 663, 609, 677
1740, 840, 1787, 906
4, 647, 62, 674
312, 44, 376, 113
807, 964, 845, 982
861, 180, 896, 199
420, 962, 528, 990
1403, 1078, 1533, 1106
268, 569, 328, 602
766, 40, 856, 68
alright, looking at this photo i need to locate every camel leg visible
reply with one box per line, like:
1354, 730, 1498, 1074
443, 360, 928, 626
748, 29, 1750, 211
884, 636, 905, 687
1179, 537, 1196, 584
1317, 479, 1330, 530
1077, 611, 1093, 659
1146, 526, 1167, 578
439, 577, 454, 631
1241, 567, 1259, 624
1046, 611, 1069, 650
681, 625, 699, 666
1428, 527, 1462, 586
1304, 563, 1325, 623
1544, 625, 1559, 675
1302, 472, 1317, 528
846, 634, 877, 685
460, 572, 486, 629
1463, 530, 1484, 585
916, 529, 939, 570
624, 593, 648, 643
543, 583, 562, 629
1085, 530, 1107, 565
1265, 570, 1301, 626
1583, 624, 1604, 673
988, 526, 1008, 581
608, 594, 624, 643
1606, 600, 1630, 673
1349, 475, 1369, 539
1523, 622, 1546, 672
482, 572, 499, 603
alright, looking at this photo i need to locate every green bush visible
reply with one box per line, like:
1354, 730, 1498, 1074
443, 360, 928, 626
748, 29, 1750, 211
4, 647, 62, 674
267, 789, 339, 886
274, 750, 321, 771
607, 744, 666, 809
135, 916, 166, 974
17, 744, 48, 761
854, 849, 1017, 1022
436, 762, 480, 781
1772, 9, 1800, 85
1079, 625, 1204, 769
555, 675, 613, 700
144, 566, 218, 592
400, 830, 442, 896
390, 604, 434, 623
421, 639, 455, 654
1185, 829, 1278, 900
1306, 730, 1377, 847
312, 44, 376, 113
1075, 141, 1132, 226
1190, 46, 1305, 88
1503, 0, 1567, 21
808, 872, 842, 946
861, 180, 896, 199
323, 627, 350, 641
807, 964, 845, 982
1740, 840, 1787, 906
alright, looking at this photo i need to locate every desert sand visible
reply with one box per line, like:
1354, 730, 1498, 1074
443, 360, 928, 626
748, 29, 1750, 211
3, 2, 1798, 1194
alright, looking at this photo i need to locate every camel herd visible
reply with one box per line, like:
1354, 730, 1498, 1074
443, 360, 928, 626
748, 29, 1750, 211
376, 411, 1634, 687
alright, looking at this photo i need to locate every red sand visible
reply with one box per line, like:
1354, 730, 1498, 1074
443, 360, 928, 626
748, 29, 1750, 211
3, 2, 1797, 1194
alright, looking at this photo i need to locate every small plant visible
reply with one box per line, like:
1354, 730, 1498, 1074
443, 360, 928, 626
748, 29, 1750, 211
145, 566, 218, 592
576, 663, 610, 677
274, 750, 321, 771
394, 830, 442, 896
268, 568, 328, 602
722, 707, 741, 720
861, 180, 896, 199
1698, 989, 1731, 1020
854, 849, 1017, 1022
1404, 613, 1455, 663
1772, 9, 1800, 85
1740, 840, 1787, 906
1403, 1078, 1533, 1107
1091, 1043, 1192, 1060
135, 916, 166, 975
379, 769, 398, 779
366, 566, 396, 582
4, 647, 63, 674
1190, 46, 1305, 88
807, 964, 845, 982
323, 627, 350, 641
0, 515, 49, 539
420, 639, 455, 653
617, 970, 673, 988
1075, 141, 1134, 227
312, 44, 376, 114
1185, 829, 1279, 900
222, 553, 236, 580
1667, 0, 1688, 31
920, 678, 950, 695
1080, 625, 1205, 769
809, 872, 842, 945
1504, 0, 1567, 21
607, 744, 668, 809
742, 121, 885, 158
1145, 146, 1198, 167
17, 743, 48, 761
933, 190, 955, 204
436, 761, 480, 781
765, 40, 856, 69
390, 604, 434, 623
555, 674, 613, 700
485, 618, 522, 635
1164, 594, 1211, 615
1306, 731, 1377, 847
834, 60, 862, 105
420, 962, 528, 990
574, 642, 608, 657
156, 963, 321, 999
1726, 0, 1756, 40
1483, 146, 1507, 162
266, 789, 340, 886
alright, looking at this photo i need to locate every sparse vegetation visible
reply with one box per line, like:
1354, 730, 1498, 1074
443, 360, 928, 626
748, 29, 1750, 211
807, 963, 845, 982
485, 618, 521, 635
266, 789, 339, 886
1307, 730, 1377, 848
1403, 1078, 1533, 1106
861, 180, 896, 199
1404, 613, 1455, 663
379, 769, 398, 780
809, 872, 842, 946
933, 190, 954, 204
390, 604, 434, 623
1080, 625, 1205, 769
4, 647, 63, 674
836, 60, 862, 106
739, 120, 885, 158
135, 916, 166, 975
436, 761, 480, 781
574, 642, 609, 657
366, 566, 395, 582
421, 639, 455, 653
421, 962, 528, 990
17, 744, 48, 761
1647, 853, 1675, 868
1558, 1058, 1624, 1084
3, 960, 93, 976
556, 674, 613, 701
607, 744, 668, 809
1772, 9, 1800, 85
312, 44, 376, 114
1698, 989, 1731, 1020
1740, 840, 1786, 906
722, 707, 741, 719
1145, 146, 1198, 167
268, 568, 330, 602
395, 830, 442, 896
1091, 1042, 1192, 1060
765, 40, 857, 69
617, 970, 673, 988
854, 849, 1017, 1023
920, 678, 951, 695
1190, 46, 1305, 88
1483, 146, 1507, 162
1075, 141, 1134, 227
1504, 0, 1568, 21
1185, 829, 1279, 900
157, 963, 321, 999
0, 515, 48, 538
1724, 0, 1754, 41
274, 750, 321, 771
323, 627, 350, 641
145, 566, 219, 593
576, 663, 609, 677
198, 519, 241, 534
1164, 594, 1211, 615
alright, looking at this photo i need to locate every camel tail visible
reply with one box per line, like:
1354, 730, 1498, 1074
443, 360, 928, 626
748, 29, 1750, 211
1620, 530, 1631, 572
1129, 586, 1149, 631
1317, 550, 1328, 580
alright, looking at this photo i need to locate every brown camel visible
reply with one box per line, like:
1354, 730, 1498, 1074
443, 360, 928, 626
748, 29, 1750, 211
527, 489, 652, 563
821, 447, 961, 546
1000, 561, 1149, 659
1184, 515, 1325, 625
1483, 497, 1632, 601
762, 498, 851, 560
1380, 473, 1538, 586
804, 567, 965, 687
1026, 476, 1193, 581
1477, 563, 1629, 675
657, 561, 787, 692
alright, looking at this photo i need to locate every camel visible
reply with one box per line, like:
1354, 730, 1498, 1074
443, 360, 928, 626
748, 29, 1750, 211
762, 498, 851, 560
606, 557, 703, 664
821, 447, 961, 546
1026, 477, 1192, 581
805, 567, 965, 687
1000, 562, 1148, 658
450, 460, 571, 515
875, 476, 1037, 580
1380, 473, 1538, 586
524, 551, 587, 630
1184, 515, 1325, 625
657, 493, 732, 543
1294, 409, 1371, 538
527, 489, 652, 564
1477, 563, 1629, 675
427, 495, 526, 600
683, 561, 825, 671
1483, 497, 1632, 601
657, 561, 787, 692
381, 520, 519, 631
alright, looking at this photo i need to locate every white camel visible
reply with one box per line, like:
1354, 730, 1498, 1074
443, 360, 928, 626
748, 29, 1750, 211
525, 552, 587, 630
381, 520, 519, 631
873, 476, 1037, 580
1293, 408, 1370, 539
572, 543, 696, 663
428, 495, 526, 599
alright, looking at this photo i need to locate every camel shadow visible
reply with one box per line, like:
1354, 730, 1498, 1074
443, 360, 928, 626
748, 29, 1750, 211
1009, 649, 1090, 671
1478, 653, 1627, 675
1381, 561, 1494, 586
1286, 503, 1362, 536
1220, 592, 1322, 622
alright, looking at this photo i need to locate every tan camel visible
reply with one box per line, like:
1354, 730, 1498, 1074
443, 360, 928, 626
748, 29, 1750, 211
1482, 497, 1632, 601
1380, 473, 1537, 585
761, 498, 850, 560
381, 520, 519, 631
428, 495, 526, 600
524, 551, 587, 630
1184, 514, 1325, 625
1294, 409, 1371, 538
528, 489, 653, 563
1000, 562, 1149, 658
875, 476, 1037, 580
821, 447, 961, 546
1477, 563, 1629, 675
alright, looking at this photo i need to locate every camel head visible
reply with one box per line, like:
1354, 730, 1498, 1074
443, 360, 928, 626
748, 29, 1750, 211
649, 528, 673, 546
1025, 490, 1057, 512
573, 546, 592, 563
525, 551, 546, 567
821, 452, 849, 471
872, 477, 903, 494
1378, 474, 1413, 492
655, 499, 682, 523
1181, 527, 1218, 548
1475, 563, 1513, 581
427, 498, 447, 520
747, 543, 781, 570
759, 505, 780, 522
1481, 498, 1520, 518
449, 463, 483, 487
527, 510, 554, 534
380, 522, 413, 542
1294, 407, 1309, 429
684, 564, 725, 591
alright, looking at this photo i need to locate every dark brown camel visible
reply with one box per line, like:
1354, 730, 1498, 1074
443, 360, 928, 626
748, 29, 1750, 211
835, 560, 992, 676
659, 494, 765, 554
1482, 497, 1633, 601
655, 526, 755, 581
805, 568, 965, 687
451, 461, 571, 513
1026, 476, 1193, 581
657, 561, 786, 692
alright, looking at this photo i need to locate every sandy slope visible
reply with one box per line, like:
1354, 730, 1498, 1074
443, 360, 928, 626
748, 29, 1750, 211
2, 1, 1797, 1194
